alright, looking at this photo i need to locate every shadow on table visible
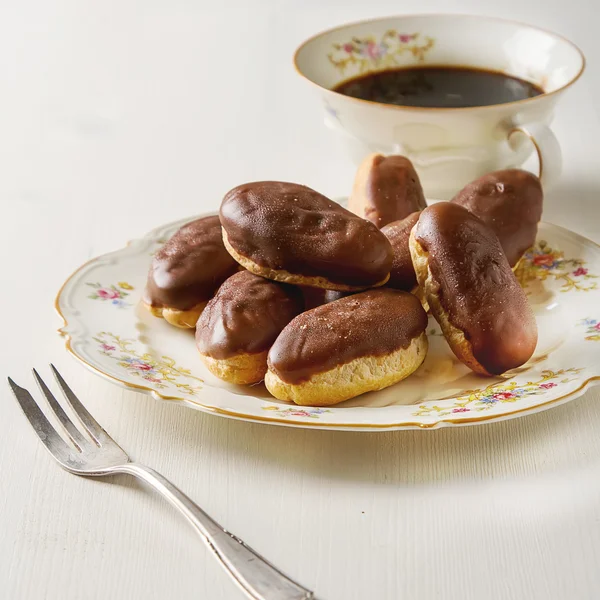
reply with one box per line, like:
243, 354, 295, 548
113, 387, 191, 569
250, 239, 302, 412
112, 384, 600, 487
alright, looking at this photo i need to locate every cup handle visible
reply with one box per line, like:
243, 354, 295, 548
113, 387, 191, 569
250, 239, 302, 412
508, 124, 562, 189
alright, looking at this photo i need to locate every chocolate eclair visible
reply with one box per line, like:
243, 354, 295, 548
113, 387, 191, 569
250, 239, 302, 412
220, 181, 393, 290
410, 203, 537, 375
196, 271, 303, 384
144, 216, 238, 328
349, 154, 426, 228
265, 289, 428, 406
380, 211, 421, 291
451, 169, 543, 267
298, 286, 327, 310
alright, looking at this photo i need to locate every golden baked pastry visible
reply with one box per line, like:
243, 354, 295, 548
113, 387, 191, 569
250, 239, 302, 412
349, 154, 426, 228
380, 211, 421, 291
220, 181, 393, 291
265, 289, 428, 405
451, 169, 543, 267
143, 216, 238, 328
410, 202, 537, 375
196, 271, 303, 384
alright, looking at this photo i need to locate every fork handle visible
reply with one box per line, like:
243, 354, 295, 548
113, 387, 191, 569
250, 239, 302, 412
112, 462, 314, 600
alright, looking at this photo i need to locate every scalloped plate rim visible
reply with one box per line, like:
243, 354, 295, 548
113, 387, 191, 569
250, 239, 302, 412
55, 212, 600, 431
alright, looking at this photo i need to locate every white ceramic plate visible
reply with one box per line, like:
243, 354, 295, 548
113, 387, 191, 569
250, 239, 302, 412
56, 214, 600, 430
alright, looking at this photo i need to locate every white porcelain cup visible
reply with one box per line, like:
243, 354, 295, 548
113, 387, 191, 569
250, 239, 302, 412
294, 14, 585, 199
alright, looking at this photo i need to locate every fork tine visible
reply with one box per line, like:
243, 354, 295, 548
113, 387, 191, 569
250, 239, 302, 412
8, 378, 76, 463
50, 364, 113, 447
32, 369, 87, 450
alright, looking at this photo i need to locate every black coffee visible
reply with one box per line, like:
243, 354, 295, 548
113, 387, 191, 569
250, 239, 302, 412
333, 66, 544, 108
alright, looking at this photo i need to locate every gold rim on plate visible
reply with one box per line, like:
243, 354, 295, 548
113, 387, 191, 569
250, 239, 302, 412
54, 220, 600, 430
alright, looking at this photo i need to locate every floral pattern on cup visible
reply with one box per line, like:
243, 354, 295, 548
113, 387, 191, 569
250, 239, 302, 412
578, 318, 600, 341
515, 241, 598, 292
87, 282, 134, 307
95, 332, 203, 395
328, 31, 435, 74
262, 406, 332, 419
412, 368, 582, 418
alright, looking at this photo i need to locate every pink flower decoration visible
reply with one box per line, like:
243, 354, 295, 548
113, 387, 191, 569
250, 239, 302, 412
145, 377, 162, 383
101, 343, 116, 352
399, 34, 415, 43
533, 254, 555, 267
539, 382, 557, 389
573, 267, 588, 276
452, 407, 469, 413
343, 43, 353, 53
97, 288, 120, 300
131, 363, 152, 371
366, 41, 380, 59
291, 411, 309, 417
493, 391, 515, 400
595, 323, 600, 331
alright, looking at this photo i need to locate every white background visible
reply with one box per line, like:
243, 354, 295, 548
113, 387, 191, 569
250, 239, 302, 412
2, 1, 600, 599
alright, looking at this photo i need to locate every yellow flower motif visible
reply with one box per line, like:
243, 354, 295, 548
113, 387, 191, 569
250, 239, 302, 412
516, 241, 597, 293
93, 332, 202, 395
412, 369, 582, 418
118, 282, 134, 290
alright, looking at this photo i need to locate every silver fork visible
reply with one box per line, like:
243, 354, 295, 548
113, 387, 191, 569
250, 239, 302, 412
8, 365, 314, 600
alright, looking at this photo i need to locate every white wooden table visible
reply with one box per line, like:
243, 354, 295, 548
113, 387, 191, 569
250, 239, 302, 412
2, 1, 600, 599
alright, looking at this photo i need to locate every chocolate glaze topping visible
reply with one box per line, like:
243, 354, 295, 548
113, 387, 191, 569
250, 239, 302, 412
196, 271, 303, 360
220, 181, 393, 287
414, 203, 537, 374
299, 286, 327, 310
451, 169, 542, 266
267, 289, 427, 384
144, 216, 238, 310
381, 211, 421, 290
350, 155, 426, 228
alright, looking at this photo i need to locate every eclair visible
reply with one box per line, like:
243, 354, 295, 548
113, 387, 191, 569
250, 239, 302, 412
349, 154, 426, 228
196, 271, 304, 384
265, 289, 428, 406
451, 169, 543, 267
144, 216, 238, 328
220, 181, 393, 291
409, 203, 537, 375
298, 286, 327, 310
380, 211, 421, 291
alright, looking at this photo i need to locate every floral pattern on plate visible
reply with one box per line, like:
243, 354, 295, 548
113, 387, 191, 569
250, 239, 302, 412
87, 282, 134, 307
413, 369, 582, 418
579, 318, 600, 341
55, 216, 600, 430
328, 31, 435, 73
516, 240, 598, 292
94, 332, 203, 395
262, 406, 332, 419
